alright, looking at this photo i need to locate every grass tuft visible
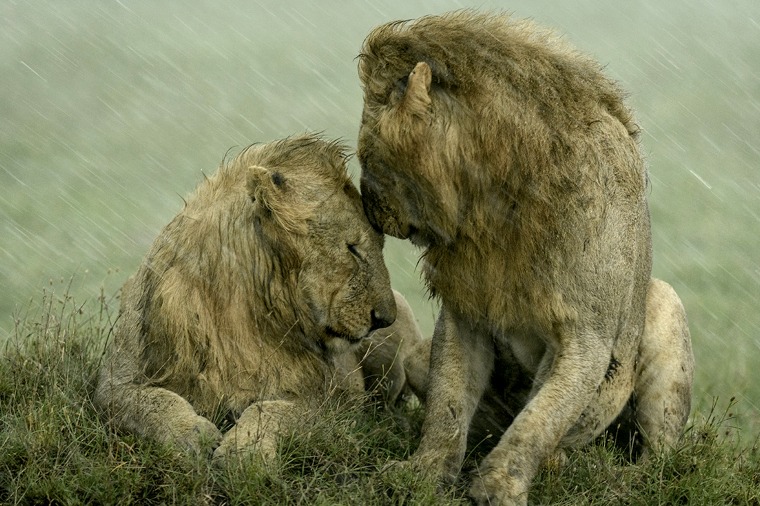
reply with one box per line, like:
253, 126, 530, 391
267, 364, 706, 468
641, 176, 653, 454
531, 398, 760, 505
0, 285, 757, 505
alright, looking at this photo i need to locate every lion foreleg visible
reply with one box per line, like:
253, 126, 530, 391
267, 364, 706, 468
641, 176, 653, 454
96, 380, 222, 456
357, 330, 408, 406
412, 307, 494, 483
212, 399, 298, 464
95, 335, 222, 455
633, 279, 694, 457
470, 330, 612, 506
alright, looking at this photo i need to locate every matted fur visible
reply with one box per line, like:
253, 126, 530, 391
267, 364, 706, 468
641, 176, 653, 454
358, 11, 694, 505
95, 134, 427, 460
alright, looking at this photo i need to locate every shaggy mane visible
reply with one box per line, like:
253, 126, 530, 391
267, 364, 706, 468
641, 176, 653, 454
134, 133, 351, 415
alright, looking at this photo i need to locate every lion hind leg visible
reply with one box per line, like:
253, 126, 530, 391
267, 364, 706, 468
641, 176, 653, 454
212, 399, 297, 464
403, 337, 431, 403
633, 278, 694, 457
358, 289, 429, 406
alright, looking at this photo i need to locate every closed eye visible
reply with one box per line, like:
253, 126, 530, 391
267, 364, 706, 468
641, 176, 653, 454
347, 243, 362, 260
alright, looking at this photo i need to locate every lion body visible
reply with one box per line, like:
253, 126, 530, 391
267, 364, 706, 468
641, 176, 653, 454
95, 135, 427, 460
358, 12, 694, 505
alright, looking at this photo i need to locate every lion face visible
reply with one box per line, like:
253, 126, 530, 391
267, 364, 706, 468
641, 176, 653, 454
297, 182, 397, 350
358, 60, 460, 248
246, 136, 397, 349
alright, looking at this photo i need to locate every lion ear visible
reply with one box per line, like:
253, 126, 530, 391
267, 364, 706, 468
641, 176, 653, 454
247, 165, 286, 204
402, 61, 432, 115
246, 165, 305, 234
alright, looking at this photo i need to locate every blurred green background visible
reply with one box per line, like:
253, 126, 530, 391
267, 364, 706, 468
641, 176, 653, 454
1, 1, 758, 433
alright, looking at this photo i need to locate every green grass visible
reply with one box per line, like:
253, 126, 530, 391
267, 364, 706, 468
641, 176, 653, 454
0, 286, 455, 505
1, 287, 759, 505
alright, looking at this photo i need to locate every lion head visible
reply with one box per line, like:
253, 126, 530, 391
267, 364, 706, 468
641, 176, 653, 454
139, 134, 397, 380
357, 55, 459, 248
242, 135, 397, 349
357, 12, 640, 251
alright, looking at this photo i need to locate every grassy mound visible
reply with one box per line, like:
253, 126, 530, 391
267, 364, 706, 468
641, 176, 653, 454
1, 286, 757, 505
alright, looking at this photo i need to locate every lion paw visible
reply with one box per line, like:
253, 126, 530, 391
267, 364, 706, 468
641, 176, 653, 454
469, 468, 528, 506
212, 424, 278, 466
175, 415, 223, 457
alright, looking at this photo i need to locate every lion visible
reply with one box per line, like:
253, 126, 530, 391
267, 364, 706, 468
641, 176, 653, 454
357, 11, 694, 505
95, 134, 428, 462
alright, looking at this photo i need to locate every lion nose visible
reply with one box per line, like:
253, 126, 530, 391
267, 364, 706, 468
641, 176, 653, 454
370, 307, 395, 332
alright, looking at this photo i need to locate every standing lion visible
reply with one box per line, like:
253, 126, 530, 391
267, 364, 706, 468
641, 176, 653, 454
95, 134, 428, 462
357, 12, 694, 505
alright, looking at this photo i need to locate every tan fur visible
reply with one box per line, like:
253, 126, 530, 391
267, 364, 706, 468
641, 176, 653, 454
358, 290, 430, 406
357, 12, 694, 505
95, 134, 428, 461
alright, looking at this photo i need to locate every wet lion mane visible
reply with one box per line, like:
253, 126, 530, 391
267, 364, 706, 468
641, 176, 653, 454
135, 135, 352, 399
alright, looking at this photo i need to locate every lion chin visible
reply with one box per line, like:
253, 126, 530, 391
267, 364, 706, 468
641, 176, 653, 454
324, 326, 368, 347
323, 333, 361, 355
94, 134, 431, 464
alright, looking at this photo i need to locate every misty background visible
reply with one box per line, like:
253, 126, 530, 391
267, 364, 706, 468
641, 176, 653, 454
1, 1, 758, 433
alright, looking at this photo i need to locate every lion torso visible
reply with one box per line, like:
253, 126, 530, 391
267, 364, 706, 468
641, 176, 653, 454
422, 115, 651, 346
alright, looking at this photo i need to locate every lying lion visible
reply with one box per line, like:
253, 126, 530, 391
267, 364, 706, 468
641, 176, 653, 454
95, 134, 428, 461
357, 11, 694, 505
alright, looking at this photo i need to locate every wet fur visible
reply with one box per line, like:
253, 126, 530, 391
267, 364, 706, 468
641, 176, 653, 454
95, 134, 428, 461
358, 12, 694, 505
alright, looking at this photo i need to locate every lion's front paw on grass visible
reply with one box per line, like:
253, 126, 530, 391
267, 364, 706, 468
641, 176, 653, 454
377, 458, 466, 504
176, 416, 223, 458
170, 416, 222, 457
469, 468, 528, 506
211, 427, 281, 470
